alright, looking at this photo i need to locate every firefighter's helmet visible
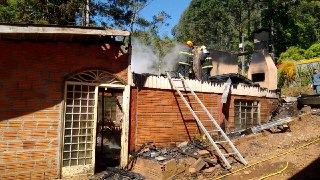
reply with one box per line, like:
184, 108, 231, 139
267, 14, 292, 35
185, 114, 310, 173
186, 40, 193, 47
201, 45, 210, 54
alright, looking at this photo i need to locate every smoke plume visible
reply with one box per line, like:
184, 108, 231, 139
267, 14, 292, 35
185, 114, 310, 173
160, 44, 184, 73
131, 38, 159, 74
131, 38, 185, 74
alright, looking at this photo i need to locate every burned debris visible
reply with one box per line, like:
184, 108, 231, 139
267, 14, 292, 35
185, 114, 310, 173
92, 167, 144, 180
128, 141, 222, 179
209, 73, 260, 87
130, 141, 216, 164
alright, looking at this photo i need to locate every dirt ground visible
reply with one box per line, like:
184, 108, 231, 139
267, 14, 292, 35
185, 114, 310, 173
215, 110, 320, 180
90, 107, 320, 180
281, 86, 314, 97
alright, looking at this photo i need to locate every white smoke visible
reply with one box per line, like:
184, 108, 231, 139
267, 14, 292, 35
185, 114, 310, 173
160, 43, 184, 73
131, 38, 159, 74
131, 38, 185, 74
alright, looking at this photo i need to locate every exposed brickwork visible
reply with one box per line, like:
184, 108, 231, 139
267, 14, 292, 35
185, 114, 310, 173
0, 40, 129, 179
130, 88, 279, 150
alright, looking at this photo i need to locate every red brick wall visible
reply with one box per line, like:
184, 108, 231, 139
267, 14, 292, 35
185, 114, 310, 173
129, 88, 279, 151
0, 40, 128, 179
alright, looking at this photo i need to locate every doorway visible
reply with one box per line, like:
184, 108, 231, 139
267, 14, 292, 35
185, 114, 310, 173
95, 87, 123, 173
60, 70, 130, 178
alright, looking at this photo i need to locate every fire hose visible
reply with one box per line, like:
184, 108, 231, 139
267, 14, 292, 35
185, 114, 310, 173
215, 136, 320, 179
258, 161, 289, 180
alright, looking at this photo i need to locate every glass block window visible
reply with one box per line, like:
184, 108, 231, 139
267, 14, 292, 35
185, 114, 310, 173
234, 100, 260, 130
63, 84, 96, 167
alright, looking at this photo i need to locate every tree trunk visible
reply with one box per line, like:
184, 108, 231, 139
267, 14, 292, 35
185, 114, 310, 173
85, 0, 90, 26
269, 0, 275, 60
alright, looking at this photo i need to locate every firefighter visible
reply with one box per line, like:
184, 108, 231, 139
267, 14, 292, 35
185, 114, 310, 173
178, 40, 194, 79
200, 45, 212, 81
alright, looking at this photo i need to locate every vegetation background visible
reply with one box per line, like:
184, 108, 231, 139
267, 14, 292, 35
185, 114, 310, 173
0, 0, 319, 95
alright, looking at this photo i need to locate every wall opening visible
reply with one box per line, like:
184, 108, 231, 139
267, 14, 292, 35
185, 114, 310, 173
61, 69, 128, 178
234, 100, 260, 130
251, 73, 265, 82
95, 87, 123, 173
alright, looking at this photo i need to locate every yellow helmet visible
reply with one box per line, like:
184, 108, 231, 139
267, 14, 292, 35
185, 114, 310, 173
186, 40, 193, 47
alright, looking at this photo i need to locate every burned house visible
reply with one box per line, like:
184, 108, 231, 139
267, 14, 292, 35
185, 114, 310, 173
0, 24, 131, 179
0, 24, 279, 179
130, 74, 278, 150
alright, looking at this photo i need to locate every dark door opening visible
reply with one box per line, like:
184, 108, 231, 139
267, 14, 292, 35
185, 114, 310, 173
95, 87, 123, 173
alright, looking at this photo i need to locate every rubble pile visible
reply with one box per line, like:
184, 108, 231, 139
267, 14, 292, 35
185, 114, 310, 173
134, 141, 209, 161
272, 101, 298, 120
129, 141, 222, 179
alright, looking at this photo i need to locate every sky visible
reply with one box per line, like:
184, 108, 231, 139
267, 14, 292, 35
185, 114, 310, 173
139, 0, 192, 38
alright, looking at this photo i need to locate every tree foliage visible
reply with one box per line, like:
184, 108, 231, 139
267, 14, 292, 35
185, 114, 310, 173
278, 46, 306, 63
0, 0, 152, 29
304, 43, 320, 59
278, 43, 320, 63
0, 0, 84, 25
270, 0, 320, 56
174, 0, 320, 58
95, 0, 151, 30
173, 0, 261, 52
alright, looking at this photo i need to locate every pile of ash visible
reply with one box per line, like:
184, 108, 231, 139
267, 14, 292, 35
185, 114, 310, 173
272, 102, 299, 120
92, 167, 144, 180
130, 141, 216, 164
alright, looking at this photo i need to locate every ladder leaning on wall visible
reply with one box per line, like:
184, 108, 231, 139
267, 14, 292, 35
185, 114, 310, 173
166, 72, 247, 169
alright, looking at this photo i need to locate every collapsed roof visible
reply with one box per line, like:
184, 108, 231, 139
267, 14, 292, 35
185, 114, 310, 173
209, 73, 259, 87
